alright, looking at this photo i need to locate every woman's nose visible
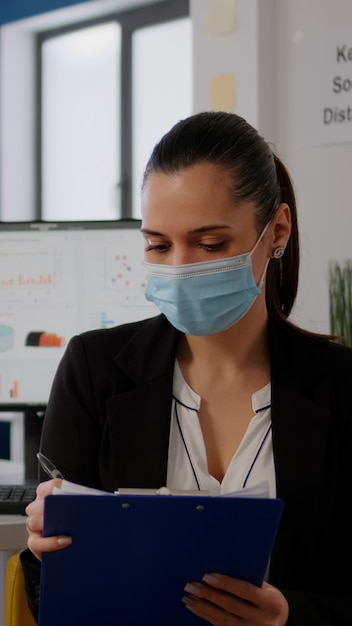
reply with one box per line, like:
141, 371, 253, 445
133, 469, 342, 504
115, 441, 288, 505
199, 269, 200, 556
169, 247, 192, 265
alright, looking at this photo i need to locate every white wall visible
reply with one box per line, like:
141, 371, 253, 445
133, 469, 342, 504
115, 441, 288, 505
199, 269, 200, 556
191, 0, 276, 139
191, 0, 352, 334
0, 29, 36, 220
275, 0, 352, 333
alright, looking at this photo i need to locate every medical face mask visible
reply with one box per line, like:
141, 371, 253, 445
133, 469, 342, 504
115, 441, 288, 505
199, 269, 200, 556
144, 225, 269, 336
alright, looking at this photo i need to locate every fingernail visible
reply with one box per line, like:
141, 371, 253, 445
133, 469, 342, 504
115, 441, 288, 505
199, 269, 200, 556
184, 582, 202, 595
57, 536, 72, 546
202, 573, 218, 584
182, 595, 197, 611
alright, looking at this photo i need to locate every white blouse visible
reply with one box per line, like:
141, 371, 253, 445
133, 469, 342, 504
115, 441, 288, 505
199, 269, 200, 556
166, 360, 276, 498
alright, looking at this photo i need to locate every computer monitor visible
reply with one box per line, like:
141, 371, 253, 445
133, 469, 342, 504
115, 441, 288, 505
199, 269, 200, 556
0, 219, 158, 410
0, 219, 160, 482
0, 411, 25, 483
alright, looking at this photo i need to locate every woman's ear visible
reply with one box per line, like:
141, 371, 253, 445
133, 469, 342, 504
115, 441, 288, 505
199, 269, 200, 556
271, 203, 291, 253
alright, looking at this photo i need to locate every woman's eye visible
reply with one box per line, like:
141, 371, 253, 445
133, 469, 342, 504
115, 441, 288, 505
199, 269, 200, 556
145, 242, 170, 253
200, 241, 226, 252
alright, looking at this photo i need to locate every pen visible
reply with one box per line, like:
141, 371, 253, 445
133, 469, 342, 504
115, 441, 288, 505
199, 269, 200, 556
36, 452, 64, 479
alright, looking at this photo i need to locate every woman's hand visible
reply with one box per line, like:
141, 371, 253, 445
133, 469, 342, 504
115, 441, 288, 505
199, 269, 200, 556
182, 573, 289, 626
25, 479, 72, 561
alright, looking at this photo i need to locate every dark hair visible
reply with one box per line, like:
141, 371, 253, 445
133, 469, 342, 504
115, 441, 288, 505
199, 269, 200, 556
142, 111, 299, 321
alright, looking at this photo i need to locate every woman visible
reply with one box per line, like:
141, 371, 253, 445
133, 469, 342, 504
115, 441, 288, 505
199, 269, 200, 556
23, 111, 352, 625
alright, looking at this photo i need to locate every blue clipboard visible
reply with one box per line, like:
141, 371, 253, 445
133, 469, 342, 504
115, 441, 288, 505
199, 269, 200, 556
39, 493, 284, 626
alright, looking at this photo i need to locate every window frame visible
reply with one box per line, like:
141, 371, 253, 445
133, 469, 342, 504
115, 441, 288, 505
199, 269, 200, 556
35, 0, 190, 220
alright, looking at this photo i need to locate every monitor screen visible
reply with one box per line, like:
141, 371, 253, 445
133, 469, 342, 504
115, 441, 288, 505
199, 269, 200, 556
0, 411, 25, 483
0, 219, 158, 409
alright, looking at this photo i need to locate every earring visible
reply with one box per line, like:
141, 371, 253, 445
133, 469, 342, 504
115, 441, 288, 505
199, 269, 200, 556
273, 247, 284, 259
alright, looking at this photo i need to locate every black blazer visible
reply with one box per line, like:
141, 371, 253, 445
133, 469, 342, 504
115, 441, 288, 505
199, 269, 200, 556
22, 314, 352, 625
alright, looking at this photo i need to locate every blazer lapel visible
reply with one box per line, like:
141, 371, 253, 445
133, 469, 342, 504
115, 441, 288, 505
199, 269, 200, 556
107, 315, 180, 489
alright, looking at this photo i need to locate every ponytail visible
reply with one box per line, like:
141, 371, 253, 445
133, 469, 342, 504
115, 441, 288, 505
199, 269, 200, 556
266, 154, 300, 319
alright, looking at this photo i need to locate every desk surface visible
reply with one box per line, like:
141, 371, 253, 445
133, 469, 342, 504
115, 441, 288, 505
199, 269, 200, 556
0, 515, 27, 550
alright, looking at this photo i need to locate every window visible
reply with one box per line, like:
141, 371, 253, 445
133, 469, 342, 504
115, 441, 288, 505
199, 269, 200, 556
37, 0, 192, 221
41, 22, 121, 221
132, 17, 192, 217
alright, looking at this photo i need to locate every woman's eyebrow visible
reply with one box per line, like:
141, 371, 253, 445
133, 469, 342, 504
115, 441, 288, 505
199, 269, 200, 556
140, 228, 163, 236
141, 225, 232, 236
190, 225, 232, 234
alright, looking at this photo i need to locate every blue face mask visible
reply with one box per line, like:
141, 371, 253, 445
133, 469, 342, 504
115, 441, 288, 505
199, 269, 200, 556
144, 226, 269, 336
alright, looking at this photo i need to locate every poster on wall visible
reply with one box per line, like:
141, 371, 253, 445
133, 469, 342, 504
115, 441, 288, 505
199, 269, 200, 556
294, 29, 352, 147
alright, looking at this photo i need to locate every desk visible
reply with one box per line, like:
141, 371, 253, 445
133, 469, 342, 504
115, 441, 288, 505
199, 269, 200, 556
0, 516, 27, 626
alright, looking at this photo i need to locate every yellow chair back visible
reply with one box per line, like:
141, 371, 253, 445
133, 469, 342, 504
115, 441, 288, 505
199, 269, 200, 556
4, 553, 36, 626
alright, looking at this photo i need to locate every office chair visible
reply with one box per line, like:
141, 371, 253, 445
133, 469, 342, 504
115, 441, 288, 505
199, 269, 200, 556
4, 552, 36, 626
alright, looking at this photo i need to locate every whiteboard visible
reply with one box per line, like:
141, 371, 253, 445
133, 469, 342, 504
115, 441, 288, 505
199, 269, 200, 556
0, 219, 158, 407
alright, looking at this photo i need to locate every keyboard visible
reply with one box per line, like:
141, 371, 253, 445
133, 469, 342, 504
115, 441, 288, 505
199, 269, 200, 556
0, 484, 37, 515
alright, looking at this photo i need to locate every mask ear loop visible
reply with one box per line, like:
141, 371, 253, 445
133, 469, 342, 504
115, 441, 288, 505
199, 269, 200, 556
258, 259, 270, 289
250, 221, 271, 256
250, 222, 271, 290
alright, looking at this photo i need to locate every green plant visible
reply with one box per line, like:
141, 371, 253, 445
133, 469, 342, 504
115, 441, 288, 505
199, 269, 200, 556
328, 260, 352, 347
